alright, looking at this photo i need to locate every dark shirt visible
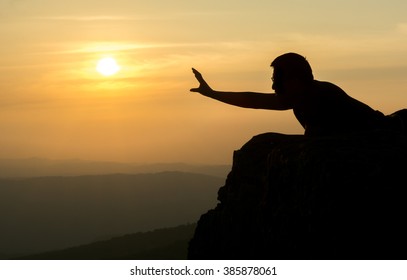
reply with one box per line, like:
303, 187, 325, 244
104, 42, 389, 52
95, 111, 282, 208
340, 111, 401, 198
293, 80, 385, 136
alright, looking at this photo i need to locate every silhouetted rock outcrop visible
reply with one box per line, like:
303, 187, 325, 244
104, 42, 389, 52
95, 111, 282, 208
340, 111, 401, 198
188, 131, 407, 259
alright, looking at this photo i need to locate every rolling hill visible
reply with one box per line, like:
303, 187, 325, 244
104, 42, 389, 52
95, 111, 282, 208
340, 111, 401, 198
0, 172, 224, 258
18, 224, 196, 260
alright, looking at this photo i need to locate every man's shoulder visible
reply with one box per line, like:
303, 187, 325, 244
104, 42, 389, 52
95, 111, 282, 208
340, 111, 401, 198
312, 80, 348, 96
313, 80, 343, 89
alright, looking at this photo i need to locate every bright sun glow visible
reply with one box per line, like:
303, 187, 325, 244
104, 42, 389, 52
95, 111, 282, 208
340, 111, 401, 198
96, 57, 121, 76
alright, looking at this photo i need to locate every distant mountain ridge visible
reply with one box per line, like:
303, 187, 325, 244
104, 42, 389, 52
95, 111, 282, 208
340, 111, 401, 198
0, 158, 230, 178
18, 224, 196, 260
0, 172, 224, 258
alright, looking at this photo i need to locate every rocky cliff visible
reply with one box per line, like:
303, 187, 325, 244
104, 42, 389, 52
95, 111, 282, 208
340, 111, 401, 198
188, 131, 407, 259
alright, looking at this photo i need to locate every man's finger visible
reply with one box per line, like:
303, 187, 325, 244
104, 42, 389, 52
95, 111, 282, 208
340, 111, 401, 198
192, 68, 205, 83
192, 68, 201, 77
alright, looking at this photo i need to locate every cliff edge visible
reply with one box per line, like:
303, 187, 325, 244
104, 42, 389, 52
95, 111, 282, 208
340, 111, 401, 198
188, 131, 407, 259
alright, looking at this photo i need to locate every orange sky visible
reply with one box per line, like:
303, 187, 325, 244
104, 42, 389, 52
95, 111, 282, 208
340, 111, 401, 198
1, 0, 407, 164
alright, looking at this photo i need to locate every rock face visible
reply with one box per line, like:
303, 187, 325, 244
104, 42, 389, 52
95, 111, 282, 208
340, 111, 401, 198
188, 131, 407, 259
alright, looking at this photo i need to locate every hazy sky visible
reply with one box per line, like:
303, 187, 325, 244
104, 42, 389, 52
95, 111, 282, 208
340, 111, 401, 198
1, 0, 407, 164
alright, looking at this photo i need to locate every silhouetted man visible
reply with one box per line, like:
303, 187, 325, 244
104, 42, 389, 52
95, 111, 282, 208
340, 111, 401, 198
191, 52, 390, 137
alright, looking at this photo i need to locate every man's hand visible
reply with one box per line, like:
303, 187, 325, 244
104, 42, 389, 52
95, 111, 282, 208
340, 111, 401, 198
190, 68, 213, 95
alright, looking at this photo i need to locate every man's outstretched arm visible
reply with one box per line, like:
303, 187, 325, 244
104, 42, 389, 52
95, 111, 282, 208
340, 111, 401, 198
190, 68, 290, 110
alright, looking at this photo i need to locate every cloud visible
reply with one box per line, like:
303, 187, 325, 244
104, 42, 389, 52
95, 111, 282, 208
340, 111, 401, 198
30, 15, 140, 21
396, 23, 407, 35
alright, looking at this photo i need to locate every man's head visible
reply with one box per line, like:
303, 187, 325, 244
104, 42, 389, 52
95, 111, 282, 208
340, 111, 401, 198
270, 53, 314, 96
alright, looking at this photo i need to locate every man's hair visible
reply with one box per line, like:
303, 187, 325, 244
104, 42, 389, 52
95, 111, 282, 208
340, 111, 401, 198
271, 53, 314, 81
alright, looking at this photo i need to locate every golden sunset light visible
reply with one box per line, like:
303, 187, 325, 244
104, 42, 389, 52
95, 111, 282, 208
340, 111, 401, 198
96, 57, 121, 76
0, 0, 406, 164
2, 1, 407, 271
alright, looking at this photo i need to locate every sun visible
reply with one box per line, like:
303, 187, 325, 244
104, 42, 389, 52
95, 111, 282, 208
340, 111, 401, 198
96, 57, 121, 76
